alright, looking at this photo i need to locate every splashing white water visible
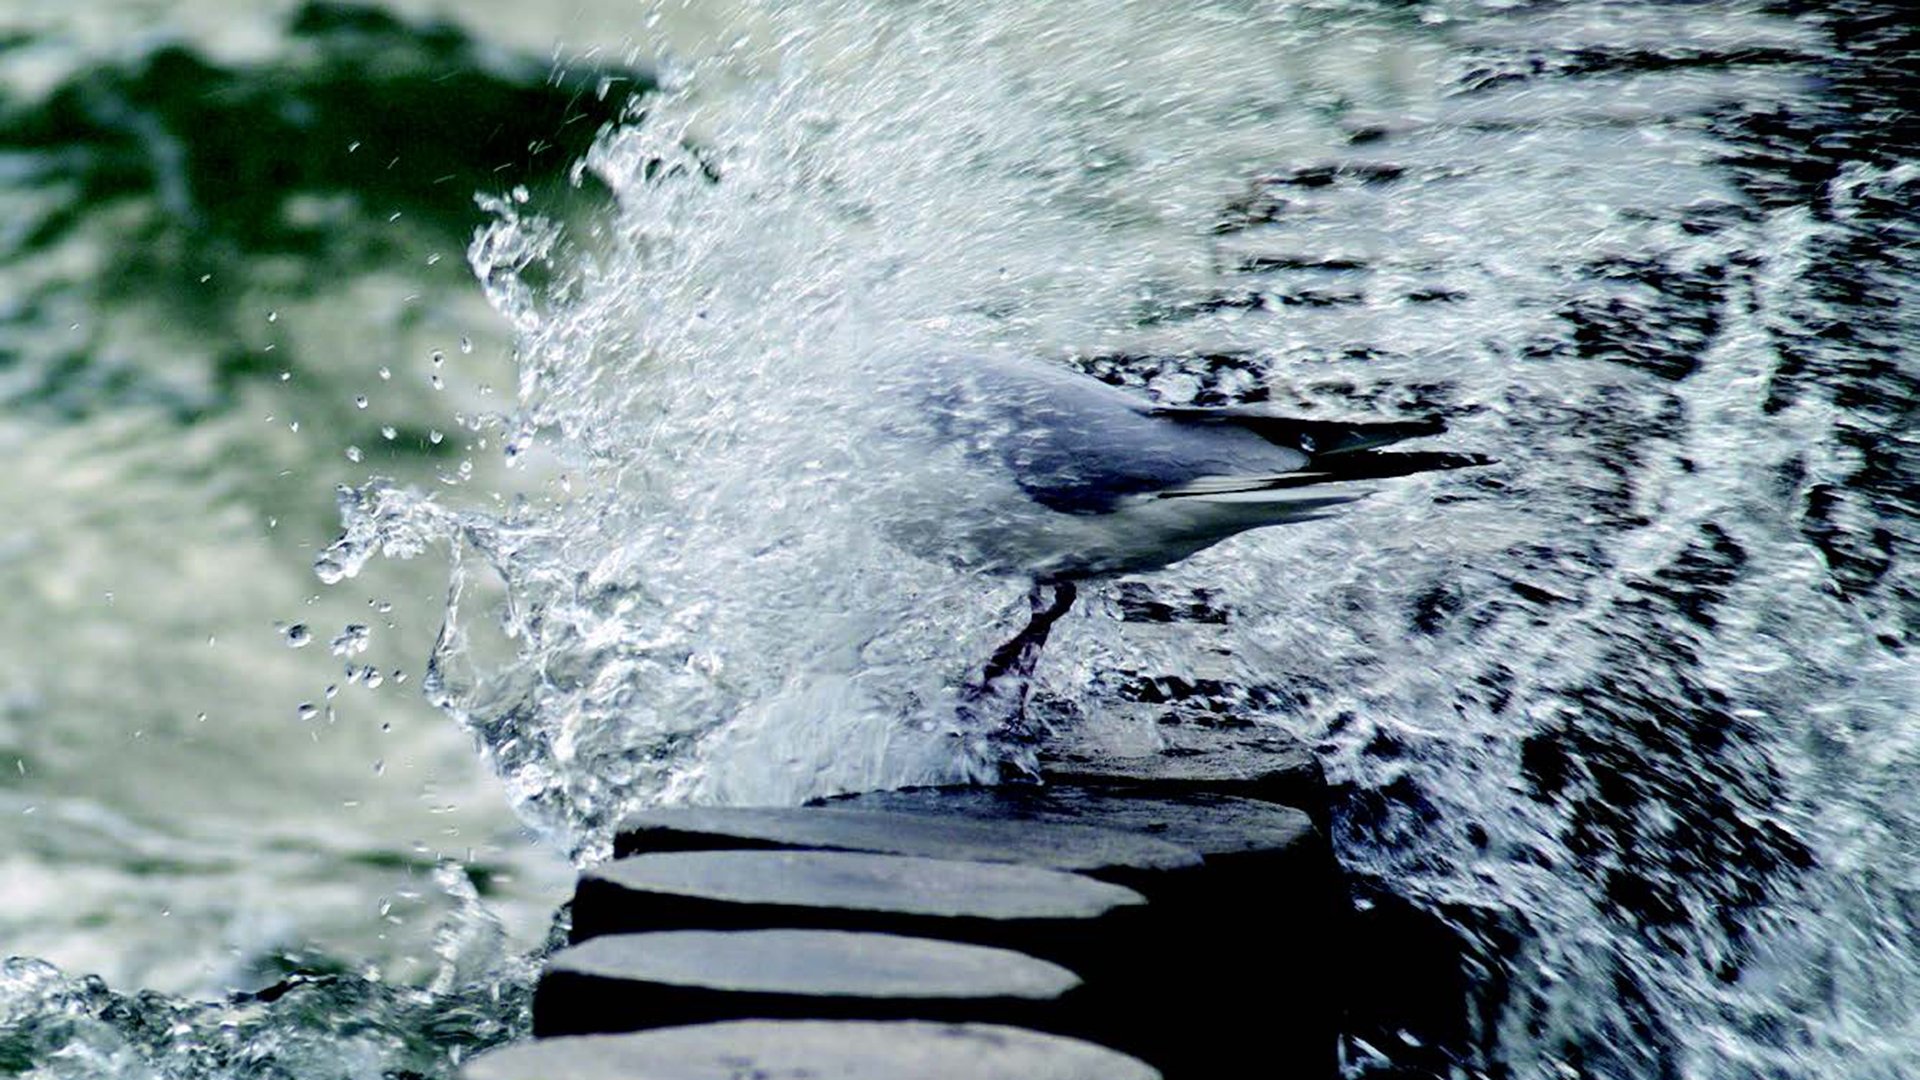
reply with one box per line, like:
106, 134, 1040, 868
321, 0, 1453, 855
315, 3, 1919, 1079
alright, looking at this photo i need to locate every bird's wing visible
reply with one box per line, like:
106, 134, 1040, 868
1145, 407, 1447, 456
1150, 472, 1336, 497
1148, 450, 1494, 498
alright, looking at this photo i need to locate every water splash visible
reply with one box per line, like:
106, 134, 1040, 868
318, 1, 1917, 1077
326, 0, 1365, 853
0, 868, 550, 1080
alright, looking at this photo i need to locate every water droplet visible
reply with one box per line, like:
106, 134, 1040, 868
279, 371, 292, 382
381, 426, 397, 440
428, 430, 444, 445
198, 273, 212, 283
430, 374, 444, 391
325, 684, 339, 700
297, 702, 319, 720
196, 712, 208, 723
378, 366, 392, 381
362, 667, 384, 689
348, 141, 361, 153
373, 759, 386, 775
392, 669, 408, 684
345, 445, 363, 462
380, 721, 392, 732
430, 350, 445, 367
426, 253, 442, 266
289, 420, 300, 432
285, 624, 312, 648
459, 335, 473, 354
267, 310, 278, 323
267, 517, 277, 529
373, 599, 393, 613
355, 395, 369, 409
330, 624, 371, 657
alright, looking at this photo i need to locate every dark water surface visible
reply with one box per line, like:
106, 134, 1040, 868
1, 1, 1914, 1078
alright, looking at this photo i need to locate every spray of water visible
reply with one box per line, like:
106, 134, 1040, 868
315, 2, 1917, 1078
0, 866, 545, 1080
319, 0, 1422, 856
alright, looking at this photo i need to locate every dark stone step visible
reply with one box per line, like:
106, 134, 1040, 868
816, 784, 1341, 1077
462, 1021, 1161, 1080
570, 850, 1148, 976
575, 738, 1341, 1077
612, 803, 1202, 894
818, 785, 1313, 868
1037, 725, 1324, 813
534, 929, 1086, 1039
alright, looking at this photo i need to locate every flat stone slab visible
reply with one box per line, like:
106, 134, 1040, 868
1039, 725, 1321, 809
814, 785, 1339, 1076
613, 805, 1202, 883
570, 850, 1147, 967
820, 785, 1313, 866
462, 1021, 1161, 1080
535, 930, 1084, 1038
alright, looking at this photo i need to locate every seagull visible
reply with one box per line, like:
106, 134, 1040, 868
875, 352, 1491, 758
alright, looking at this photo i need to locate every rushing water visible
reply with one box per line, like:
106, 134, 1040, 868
4, 0, 1917, 1078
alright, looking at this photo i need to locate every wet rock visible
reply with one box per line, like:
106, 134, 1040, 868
462, 1021, 1161, 1080
1039, 724, 1323, 810
611, 804, 1201, 884
571, 736, 1346, 1075
820, 785, 1311, 868
534, 930, 1084, 1039
615, 785, 1319, 900
570, 850, 1146, 970
820, 783, 1339, 1077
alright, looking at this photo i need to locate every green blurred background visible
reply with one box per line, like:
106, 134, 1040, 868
0, 0, 652, 995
